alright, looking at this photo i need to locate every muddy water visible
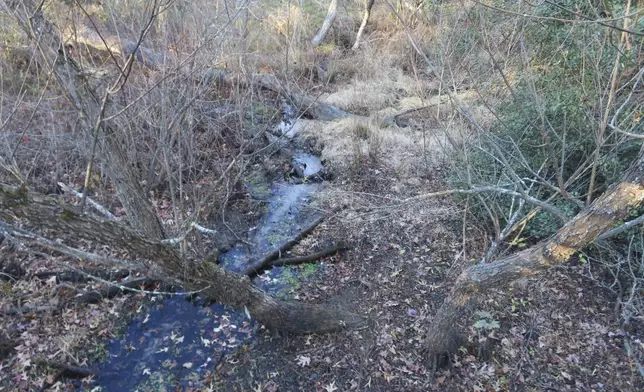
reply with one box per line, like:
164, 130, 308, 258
89, 150, 325, 389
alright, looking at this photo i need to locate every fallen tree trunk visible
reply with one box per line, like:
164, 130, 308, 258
425, 153, 644, 359
0, 183, 363, 334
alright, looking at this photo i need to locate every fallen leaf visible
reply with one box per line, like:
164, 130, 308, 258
296, 355, 311, 367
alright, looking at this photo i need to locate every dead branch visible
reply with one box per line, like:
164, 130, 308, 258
56, 182, 118, 221
267, 243, 348, 268
34, 269, 131, 284
242, 215, 326, 277
0, 221, 146, 270
78, 278, 163, 304
2, 305, 60, 316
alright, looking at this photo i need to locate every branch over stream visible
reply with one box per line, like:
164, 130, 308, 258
0, 183, 364, 334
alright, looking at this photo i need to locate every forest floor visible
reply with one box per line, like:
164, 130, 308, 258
1, 39, 643, 392
204, 95, 644, 391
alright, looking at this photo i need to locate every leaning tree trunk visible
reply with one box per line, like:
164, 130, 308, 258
3, 0, 362, 333
312, 0, 339, 46
352, 0, 375, 50
425, 153, 644, 358
0, 184, 363, 333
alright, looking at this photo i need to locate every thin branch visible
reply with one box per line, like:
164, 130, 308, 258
400, 186, 567, 222
0, 221, 144, 269
57, 182, 118, 220
596, 214, 644, 241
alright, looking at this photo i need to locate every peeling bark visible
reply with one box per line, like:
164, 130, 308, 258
425, 155, 644, 358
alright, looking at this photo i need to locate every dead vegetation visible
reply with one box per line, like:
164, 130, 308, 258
1, 0, 643, 390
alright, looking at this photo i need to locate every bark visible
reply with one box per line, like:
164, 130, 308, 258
425, 154, 644, 357
352, 0, 375, 50
0, 184, 363, 334
312, 0, 339, 46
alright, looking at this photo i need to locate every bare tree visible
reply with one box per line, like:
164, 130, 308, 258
353, 0, 375, 49
312, 0, 339, 46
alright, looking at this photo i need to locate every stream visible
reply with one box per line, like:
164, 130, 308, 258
87, 112, 325, 391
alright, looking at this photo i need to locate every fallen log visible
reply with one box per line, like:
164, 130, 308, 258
242, 216, 326, 277
267, 243, 348, 268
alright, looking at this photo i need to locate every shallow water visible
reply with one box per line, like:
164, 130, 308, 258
89, 152, 324, 391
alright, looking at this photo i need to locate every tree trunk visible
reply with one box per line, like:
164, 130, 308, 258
0, 183, 364, 334
425, 154, 644, 357
312, 0, 339, 46
352, 0, 375, 50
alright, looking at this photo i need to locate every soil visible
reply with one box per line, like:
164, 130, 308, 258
206, 163, 644, 392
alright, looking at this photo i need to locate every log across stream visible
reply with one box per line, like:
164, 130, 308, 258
86, 117, 332, 390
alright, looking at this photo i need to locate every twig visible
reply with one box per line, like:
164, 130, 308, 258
400, 186, 567, 222
596, 214, 644, 242
57, 182, 118, 220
